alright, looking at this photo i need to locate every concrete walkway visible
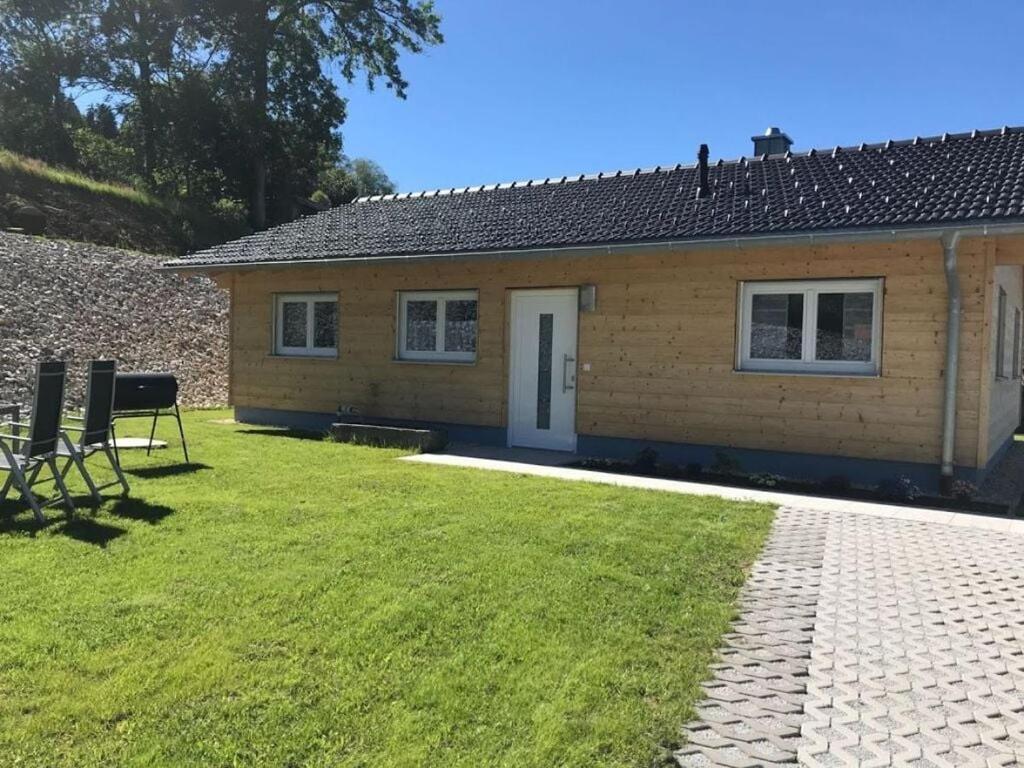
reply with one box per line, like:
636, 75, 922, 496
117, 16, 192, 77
676, 506, 1024, 767
402, 450, 1024, 766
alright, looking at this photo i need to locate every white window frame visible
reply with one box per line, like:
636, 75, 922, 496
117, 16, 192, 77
737, 278, 883, 376
1013, 308, 1022, 380
397, 290, 478, 362
996, 287, 1008, 379
273, 292, 338, 357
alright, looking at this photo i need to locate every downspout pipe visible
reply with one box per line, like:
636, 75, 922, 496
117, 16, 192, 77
940, 230, 962, 494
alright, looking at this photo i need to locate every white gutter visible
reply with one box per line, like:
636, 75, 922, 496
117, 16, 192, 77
161, 219, 1024, 272
939, 230, 962, 494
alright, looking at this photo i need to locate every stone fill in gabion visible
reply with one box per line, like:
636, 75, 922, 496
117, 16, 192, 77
0, 231, 227, 408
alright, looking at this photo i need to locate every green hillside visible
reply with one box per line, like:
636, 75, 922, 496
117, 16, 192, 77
0, 151, 248, 255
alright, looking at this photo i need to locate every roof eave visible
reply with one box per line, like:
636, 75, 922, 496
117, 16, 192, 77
162, 218, 1024, 273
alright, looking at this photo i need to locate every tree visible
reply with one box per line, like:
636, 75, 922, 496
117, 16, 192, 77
0, 0, 95, 164
85, 102, 118, 138
91, 0, 196, 182
318, 155, 394, 205
318, 162, 357, 205
0, 63, 83, 164
71, 122, 134, 181
146, 70, 237, 200
209, 0, 441, 229
349, 157, 394, 198
259, 15, 346, 220
0, 0, 416, 238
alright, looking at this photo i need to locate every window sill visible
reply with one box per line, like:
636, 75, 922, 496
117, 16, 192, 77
266, 353, 338, 361
391, 358, 477, 366
733, 368, 881, 379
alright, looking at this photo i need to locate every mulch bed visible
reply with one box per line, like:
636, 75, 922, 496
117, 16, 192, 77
570, 458, 1014, 517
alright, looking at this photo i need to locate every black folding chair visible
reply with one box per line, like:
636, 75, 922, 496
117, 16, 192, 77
0, 361, 76, 523
58, 360, 130, 503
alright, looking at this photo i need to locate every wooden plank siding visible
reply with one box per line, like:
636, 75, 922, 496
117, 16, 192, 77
220, 236, 1008, 469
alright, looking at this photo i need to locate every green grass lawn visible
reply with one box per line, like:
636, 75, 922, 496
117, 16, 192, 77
0, 411, 773, 767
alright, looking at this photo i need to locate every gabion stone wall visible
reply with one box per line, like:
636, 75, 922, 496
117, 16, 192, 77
0, 231, 228, 410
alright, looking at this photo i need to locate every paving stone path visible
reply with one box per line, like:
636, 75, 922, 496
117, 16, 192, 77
676, 507, 1024, 767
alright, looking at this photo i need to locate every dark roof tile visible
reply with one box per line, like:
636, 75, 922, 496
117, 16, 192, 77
169, 126, 1024, 267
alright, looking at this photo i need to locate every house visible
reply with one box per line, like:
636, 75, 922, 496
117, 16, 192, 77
167, 126, 1024, 493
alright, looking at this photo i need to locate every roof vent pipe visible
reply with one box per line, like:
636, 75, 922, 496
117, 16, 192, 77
939, 230, 962, 495
696, 144, 710, 199
752, 127, 793, 156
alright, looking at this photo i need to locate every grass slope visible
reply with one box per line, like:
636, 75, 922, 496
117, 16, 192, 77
0, 411, 773, 767
0, 151, 162, 207
0, 151, 246, 254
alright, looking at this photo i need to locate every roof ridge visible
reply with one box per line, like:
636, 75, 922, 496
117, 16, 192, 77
354, 124, 1024, 204
355, 164, 681, 203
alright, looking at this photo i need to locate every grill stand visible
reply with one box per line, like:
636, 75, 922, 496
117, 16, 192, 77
111, 403, 190, 465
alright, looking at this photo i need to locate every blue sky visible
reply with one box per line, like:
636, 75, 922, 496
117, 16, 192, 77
336, 0, 1024, 193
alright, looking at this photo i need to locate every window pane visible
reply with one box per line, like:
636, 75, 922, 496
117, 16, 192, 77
313, 301, 337, 349
281, 301, 307, 347
750, 293, 803, 359
406, 300, 437, 351
536, 313, 553, 430
444, 299, 477, 353
816, 292, 873, 362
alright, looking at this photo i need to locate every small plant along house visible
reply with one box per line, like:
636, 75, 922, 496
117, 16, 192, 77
168, 127, 1024, 493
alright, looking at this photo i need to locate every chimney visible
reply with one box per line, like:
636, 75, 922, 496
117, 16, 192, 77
696, 143, 710, 199
752, 126, 793, 156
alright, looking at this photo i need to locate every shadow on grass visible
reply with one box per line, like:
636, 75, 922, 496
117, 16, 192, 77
0, 507, 127, 547
0, 505, 50, 535
109, 498, 174, 524
0, 494, 80, 535
124, 463, 212, 479
57, 518, 127, 548
238, 428, 328, 442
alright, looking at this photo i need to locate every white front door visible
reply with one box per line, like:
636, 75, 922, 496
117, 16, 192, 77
508, 288, 579, 451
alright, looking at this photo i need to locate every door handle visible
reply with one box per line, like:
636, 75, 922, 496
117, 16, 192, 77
562, 354, 576, 392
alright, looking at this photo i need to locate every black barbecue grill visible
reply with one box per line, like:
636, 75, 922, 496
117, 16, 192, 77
112, 372, 190, 463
